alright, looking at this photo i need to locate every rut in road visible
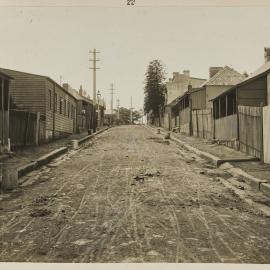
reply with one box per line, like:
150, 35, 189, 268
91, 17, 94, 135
1, 126, 270, 263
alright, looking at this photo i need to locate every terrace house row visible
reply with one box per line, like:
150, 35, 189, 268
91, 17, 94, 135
0, 68, 102, 152
164, 66, 245, 135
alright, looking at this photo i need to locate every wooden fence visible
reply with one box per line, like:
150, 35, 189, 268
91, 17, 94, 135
214, 114, 238, 141
179, 107, 190, 135
263, 105, 270, 163
192, 109, 212, 139
238, 105, 262, 159
9, 110, 40, 147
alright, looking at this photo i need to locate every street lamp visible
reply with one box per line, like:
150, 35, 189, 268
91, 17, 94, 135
97, 90, 101, 128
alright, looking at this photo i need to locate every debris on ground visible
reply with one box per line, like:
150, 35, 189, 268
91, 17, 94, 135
30, 208, 51, 217
31, 194, 57, 206
133, 170, 162, 184
134, 175, 144, 183
164, 133, 170, 140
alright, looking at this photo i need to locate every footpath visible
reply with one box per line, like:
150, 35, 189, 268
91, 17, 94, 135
0, 127, 109, 189
149, 126, 270, 198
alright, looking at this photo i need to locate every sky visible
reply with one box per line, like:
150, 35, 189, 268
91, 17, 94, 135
1, 3, 270, 110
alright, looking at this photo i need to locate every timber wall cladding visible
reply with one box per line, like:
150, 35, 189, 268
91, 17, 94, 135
214, 114, 237, 141
239, 105, 262, 159
263, 105, 270, 163
45, 80, 76, 137
8, 73, 46, 115
192, 109, 212, 139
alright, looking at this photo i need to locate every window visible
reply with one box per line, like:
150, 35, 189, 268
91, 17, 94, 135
71, 104, 75, 119
0, 79, 9, 111
213, 100, 220, 119
49, 90, 52, 110
227, 91, 236, 116
64, 99, 66, 115
4, 80, 9, 111
60, 97, 63, 114
54, 93, 57, 112
68, 101, 70, 118
220, 96, 226, 118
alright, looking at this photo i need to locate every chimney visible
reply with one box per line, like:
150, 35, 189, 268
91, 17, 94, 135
62, 83, 68, 91
79, 85, 83, 96
183, 70, 190, 77
264, 47, 270, 63
173, 72, 179, 78
209, 67, 223, 78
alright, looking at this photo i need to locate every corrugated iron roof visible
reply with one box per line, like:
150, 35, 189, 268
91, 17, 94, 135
210, 62, 270, 101
165, 90, 189, 107
201, 66, 245, 87
241, 61, 270, 84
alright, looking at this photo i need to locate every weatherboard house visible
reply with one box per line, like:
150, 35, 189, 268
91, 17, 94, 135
0, 68, 77, 143
0, 71, 13, 153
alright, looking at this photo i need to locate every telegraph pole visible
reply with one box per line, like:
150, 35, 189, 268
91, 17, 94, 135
130, 96, 133, 124
109, 83, 115, 125
117, 98, 120, 123
89, 48, 100, 132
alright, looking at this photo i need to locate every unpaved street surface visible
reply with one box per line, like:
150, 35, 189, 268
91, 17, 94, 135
1, 125, 270, 263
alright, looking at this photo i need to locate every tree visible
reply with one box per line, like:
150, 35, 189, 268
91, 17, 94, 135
116, 107, 142, 125
144, 59, 166, 125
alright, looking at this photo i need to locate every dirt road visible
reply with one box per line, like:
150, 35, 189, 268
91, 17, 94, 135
1, 125, 270, 263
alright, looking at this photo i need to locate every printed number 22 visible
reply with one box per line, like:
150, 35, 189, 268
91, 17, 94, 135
127, 0, 135, 5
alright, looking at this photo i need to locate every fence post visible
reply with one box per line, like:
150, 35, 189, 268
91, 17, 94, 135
35, 112, 40, 145
211, 108, 215, 139
189, 99, 193, 136
260, 103, 264, 163
202, 111, 205, 139
24, 112, 30, 146
236, 105, 240, 151
196, 110, 199, 137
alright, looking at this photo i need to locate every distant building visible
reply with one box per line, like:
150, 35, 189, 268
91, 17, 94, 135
163, 70, 206, 130
0, 71, 13, 153
195, 66, 246, 109
165, 70, 206, 104
212, 48, 270, 119
0, 68, 77, 143
63, 84, 94, 133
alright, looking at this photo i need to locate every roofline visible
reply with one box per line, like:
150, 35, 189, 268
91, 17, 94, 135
189, 87, 204, 94
0, 71, 14, 80
0, 67, 78, 100
210, 68, 270, 101
165, 91, 190, 107
189, 77, 207, 81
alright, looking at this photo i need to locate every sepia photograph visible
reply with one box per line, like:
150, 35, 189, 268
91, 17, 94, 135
1, 0, 270, 267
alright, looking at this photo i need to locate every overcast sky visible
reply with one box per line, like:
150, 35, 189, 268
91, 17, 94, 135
1, 4, 270, 110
